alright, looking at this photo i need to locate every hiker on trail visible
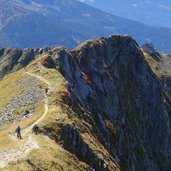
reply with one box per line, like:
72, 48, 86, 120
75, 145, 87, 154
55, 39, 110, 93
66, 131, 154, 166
45, 88, 49, 95
32, 124, 39, 135
15, 126, 22, 139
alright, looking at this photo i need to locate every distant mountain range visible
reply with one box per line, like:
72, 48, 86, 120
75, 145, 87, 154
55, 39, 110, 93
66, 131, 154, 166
0, 0, 171, 53
81, 0, 171, 28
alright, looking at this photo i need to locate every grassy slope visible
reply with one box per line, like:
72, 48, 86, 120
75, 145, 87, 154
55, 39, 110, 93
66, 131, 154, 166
0, 54, 90, 171
0, 68, 46, 151
143, 52, 171, 77
143, 52, 164, 78
3, 135, 89, 171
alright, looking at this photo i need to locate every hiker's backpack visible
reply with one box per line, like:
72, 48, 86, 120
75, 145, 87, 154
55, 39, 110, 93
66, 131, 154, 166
15, 127, 20, 133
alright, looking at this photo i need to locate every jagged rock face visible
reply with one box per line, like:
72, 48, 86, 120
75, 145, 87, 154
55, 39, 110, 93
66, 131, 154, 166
141, 43, 156, 55
57, 35, 171, 171
0, 47, 50, 79
62, 124, 119, 171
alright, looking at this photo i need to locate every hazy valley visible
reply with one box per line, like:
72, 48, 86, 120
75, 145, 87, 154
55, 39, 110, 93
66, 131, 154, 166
0, 1, 171, 171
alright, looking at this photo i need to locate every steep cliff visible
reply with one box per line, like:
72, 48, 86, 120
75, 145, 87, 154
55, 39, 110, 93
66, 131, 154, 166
52, 35, 171, 171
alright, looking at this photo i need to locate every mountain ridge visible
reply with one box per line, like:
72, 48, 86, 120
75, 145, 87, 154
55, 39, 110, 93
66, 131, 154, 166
0, 0, 171, 53
0, 34, 171, 170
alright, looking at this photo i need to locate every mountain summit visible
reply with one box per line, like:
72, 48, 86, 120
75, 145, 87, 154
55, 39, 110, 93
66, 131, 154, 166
0, 0, 171, 52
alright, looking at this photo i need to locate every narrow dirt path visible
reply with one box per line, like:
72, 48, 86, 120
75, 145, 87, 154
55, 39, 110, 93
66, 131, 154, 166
26, 71, 52, 89
23, 72, 51, 135
0, 71, 51, 168
0, 135, 39, 168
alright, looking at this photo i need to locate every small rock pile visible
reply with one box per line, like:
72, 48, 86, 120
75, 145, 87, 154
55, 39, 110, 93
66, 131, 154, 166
15, 77, 38, 86
0, 86, 43, 127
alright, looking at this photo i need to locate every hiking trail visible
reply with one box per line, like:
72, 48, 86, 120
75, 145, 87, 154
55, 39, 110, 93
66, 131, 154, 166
0, 70, 51, 168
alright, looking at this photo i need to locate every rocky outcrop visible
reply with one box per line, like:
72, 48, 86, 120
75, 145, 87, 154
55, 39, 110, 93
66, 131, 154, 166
0, 47, 51, 79
142, 43, 156, 55
52, 35, 171, 171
